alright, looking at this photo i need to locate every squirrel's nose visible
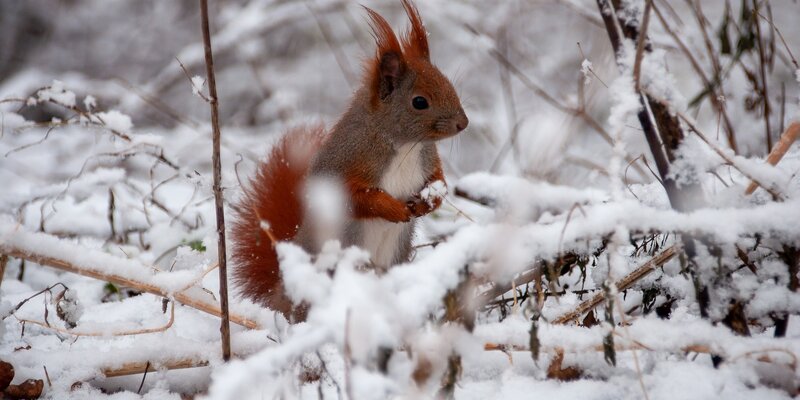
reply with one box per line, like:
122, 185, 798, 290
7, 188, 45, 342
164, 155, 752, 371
455, 112, 469, 132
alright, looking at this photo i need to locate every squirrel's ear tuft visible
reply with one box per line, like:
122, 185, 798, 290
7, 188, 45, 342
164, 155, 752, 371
364, 5, 406, 102
400, 0, 429, 61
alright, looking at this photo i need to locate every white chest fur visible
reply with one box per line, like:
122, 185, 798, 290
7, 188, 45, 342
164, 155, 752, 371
362, 143, 426, 268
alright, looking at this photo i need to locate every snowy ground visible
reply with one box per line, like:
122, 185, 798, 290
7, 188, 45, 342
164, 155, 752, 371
2, 0, 800, 399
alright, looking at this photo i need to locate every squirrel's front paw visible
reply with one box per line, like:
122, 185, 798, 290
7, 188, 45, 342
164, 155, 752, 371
406, 197, 432, 218
419, 180, 446, 212
407, 181, 446, 217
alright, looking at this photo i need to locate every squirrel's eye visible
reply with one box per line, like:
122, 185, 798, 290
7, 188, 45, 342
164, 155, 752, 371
412, 96, 429, 110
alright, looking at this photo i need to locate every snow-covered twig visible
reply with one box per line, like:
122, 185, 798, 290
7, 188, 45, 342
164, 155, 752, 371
552, 244, 679, 324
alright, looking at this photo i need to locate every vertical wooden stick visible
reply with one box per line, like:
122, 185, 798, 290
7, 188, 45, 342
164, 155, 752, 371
200, 0, 232, 361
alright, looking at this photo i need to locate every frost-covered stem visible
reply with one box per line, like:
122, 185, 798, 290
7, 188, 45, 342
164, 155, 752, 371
200, 0, 232, 362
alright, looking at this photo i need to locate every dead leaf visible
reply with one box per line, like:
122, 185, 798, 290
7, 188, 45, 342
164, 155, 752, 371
547, 349, 582, 381
4, 378, 44, 399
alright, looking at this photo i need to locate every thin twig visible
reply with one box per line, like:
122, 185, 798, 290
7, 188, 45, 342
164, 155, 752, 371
577, 42, 608, 88
490, 27, 521, 172
43, 366, 52, 387
306, 1, 357, 87
462, 22, 648, 180
137, 362, 150, 394
752, 0, 773, 153
755, 10, 799, 70
15, 300, 175, 337
664, 0, 739, 153
199, 0, 232, 362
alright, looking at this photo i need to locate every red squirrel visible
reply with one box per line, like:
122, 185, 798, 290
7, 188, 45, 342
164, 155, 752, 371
231, 0, 468, 321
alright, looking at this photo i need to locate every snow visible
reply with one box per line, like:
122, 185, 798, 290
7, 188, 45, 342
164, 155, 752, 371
420, 179, 446, 207
83, 95, 97, 111
94, 110, 133, 133
1, 0, 800, 399
36, 80, 76, 108
190, 75, 205, 99
580, 59, 593, 86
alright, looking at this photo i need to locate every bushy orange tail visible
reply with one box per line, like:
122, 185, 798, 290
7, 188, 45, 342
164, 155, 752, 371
231, 126, 326, 320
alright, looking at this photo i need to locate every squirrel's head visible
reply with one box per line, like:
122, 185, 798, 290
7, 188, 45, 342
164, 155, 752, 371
363, 0, 468, 145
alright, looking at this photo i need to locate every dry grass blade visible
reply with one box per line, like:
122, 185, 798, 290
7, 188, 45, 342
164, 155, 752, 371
745, 122, 800, 195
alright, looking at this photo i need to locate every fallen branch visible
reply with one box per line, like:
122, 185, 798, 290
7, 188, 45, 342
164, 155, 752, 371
484, 342, 710, 355
0, 243, 259, 330
552, 245, 679, 324
102, 359, 210, 378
